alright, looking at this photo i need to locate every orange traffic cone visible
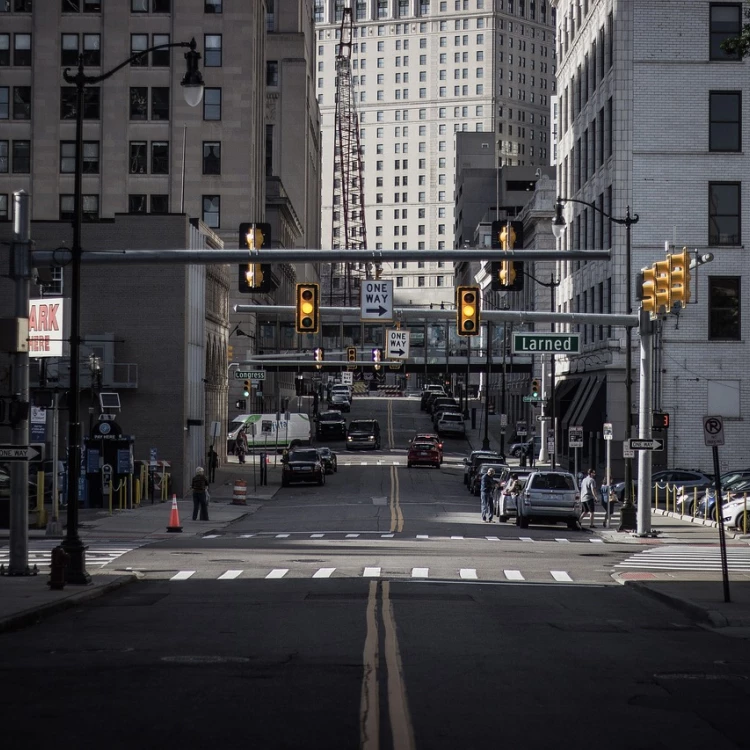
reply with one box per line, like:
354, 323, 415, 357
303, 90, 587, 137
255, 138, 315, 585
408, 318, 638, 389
166, 495, 183, 533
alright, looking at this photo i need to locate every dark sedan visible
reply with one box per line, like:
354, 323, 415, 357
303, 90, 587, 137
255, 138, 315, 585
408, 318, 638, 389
316, 410, 347, 440
281, 448, 325, 487
317, 447, 338, 475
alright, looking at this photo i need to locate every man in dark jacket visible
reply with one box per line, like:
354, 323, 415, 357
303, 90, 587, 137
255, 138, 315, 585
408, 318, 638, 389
190, 467, 210, 521
481, 467, 498, 523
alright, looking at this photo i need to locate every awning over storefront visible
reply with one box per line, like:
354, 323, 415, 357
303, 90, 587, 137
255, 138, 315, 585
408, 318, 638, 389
560, 376, 591, 430
568, 376, 606, 432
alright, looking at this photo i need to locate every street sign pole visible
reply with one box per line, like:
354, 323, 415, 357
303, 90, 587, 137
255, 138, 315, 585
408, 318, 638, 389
636, 309, 654, 537
703, 415, 730, 603
603, 423, 613, 528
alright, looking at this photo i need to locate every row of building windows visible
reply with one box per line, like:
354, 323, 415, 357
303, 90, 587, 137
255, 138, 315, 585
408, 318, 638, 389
2, 0, 224, 11
395, 275, 453, 288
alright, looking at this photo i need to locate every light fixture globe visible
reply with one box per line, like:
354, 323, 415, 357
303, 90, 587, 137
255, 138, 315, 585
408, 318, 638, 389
551, 199, 566, 240
181, 39, 205, 107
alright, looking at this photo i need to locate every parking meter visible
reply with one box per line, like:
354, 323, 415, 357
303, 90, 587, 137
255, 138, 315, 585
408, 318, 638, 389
102, 463, 113, 494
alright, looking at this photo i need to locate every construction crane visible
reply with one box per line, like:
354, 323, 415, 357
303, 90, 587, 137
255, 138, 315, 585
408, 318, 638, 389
329, 6, 377, 306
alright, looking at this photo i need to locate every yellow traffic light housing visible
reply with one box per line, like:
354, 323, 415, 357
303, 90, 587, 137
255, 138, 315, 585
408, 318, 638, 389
295, 283, 320, 333
668, 247, 691, 307
242, 380, 251, 398
372, 347, 382, 370
499, 260, 516, 287
347, 347, 357, 363
641, 266, 657, 316
531, 378, 540, 399
653, 259, 671, 314
314, 347, 324, 370
457, 286, 480, 336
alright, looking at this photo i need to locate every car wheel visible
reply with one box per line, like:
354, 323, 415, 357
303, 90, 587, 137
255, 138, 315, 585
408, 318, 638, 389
434, 462, 440, 468
736, 513, 748, 531
333, 462, 338, 473
498, 516, 507, 523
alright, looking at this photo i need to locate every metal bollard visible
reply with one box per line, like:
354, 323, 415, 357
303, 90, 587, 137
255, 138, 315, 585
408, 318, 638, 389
48, 545, 69, 590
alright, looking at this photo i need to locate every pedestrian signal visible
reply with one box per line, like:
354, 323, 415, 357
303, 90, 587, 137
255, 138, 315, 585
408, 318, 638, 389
295, 283, 320, 333
652, 411, 670, 430
314, 347, 324, 370
238, 222, 272, 293
457, 286, 480, 336
490, 220, 524, 291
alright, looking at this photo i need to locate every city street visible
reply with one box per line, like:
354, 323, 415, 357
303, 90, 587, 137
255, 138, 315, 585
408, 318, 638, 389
1, 397, 749, 749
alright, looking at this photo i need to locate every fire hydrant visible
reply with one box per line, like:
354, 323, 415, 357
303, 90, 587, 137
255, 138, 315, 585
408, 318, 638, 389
48, 545, 69, 590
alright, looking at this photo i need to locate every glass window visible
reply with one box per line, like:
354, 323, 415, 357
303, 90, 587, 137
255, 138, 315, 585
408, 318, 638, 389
0, 194, 7, 220
205, 34, 222, 66
150, 194, 169, 213
14, 34, 31, 66
0, 140, 8, 172
709, 91, 741, 151
82, 140, 99, 173
82, 33, 100, 66
129, 194, 147, 213
60, 141, 76, 172
203, 88, 221, 120
205, 0, 222, 12
267, 60, 279, 86
12, 140, 30, 173
60, 86, 100, 119
0, 35, 9, 66
13, 86, 30, 119
130, 34, 148, 66
709, 182, 740, 245
131, 0, 148, 10
708, 276, 741, 339
203, 141, 221, 174
152, 0, 170, 10
129, 141, 147, 173
152, 34, 170, 66
151, 87, 169, 120
202, 195, 220, 228
62, 34, 79, 66
151, 141, 169, 174
710, 3, 742, 60
129, 87, 148, 120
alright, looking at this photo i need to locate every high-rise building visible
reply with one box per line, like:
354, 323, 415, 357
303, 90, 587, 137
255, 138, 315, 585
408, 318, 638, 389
314, 0, 556, 307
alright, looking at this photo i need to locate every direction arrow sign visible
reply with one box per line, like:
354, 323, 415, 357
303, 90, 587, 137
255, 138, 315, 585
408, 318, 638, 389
386, 329, 410, 359
627, 438, 665, 451
0, 445, 40, 461
234, 370, 266, 380
361, 280, 393, 321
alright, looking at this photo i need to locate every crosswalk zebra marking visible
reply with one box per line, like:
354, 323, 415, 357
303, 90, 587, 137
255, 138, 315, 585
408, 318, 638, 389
381, 534, 394, 538
363, 567, 381, 577
312, 568, 336, 578
416, 535, 429, 539
203, 535, 220, 539
310, 534, 324, 538
460, 568, 478, 580
218, 570, 243, 580
266, 568, 289, 579
239, 534, 255, 538
411, 567, 429, 578
275, 534, 290, 539
486, 536, 500, 541
555, 538, 570, 544
346, 533, 360, 538
450, 536, 464, 540
171, 571, 195, 581
504, 570, 525, 581
520, 537, 534, 543
551, 571, 573, 582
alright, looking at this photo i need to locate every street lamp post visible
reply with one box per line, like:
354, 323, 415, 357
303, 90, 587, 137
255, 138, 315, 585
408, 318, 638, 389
552, 197, 639, 531
482, 320, 492, 450
61, 41, 204, 583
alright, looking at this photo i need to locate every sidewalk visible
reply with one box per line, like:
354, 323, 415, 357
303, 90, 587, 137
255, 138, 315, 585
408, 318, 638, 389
0, 462, 282, 633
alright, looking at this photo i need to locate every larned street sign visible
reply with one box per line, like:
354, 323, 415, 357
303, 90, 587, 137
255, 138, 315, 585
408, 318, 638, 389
0, 445, 40, 461
512, 333, 580, 354
360, 280, 393, 321
627, 438, 665, 451
234, 370, 266, 380
386, 328, 410, 359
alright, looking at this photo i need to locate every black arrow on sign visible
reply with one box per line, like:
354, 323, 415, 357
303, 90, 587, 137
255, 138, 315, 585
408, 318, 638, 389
366, 305, 388, 316
390, 348, 405, 356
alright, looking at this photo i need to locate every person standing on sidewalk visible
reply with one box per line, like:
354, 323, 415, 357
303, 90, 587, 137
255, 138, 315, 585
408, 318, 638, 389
579, 468, 600, 528
481, 468, 497, 523
208, 447, 219, 483
525, 440, 535, 468
190, 467, 210, 521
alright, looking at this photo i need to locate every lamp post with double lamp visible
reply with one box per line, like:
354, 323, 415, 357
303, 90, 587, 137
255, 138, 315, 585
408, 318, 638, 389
61, 41, 204, 583
551, 197, 639, 531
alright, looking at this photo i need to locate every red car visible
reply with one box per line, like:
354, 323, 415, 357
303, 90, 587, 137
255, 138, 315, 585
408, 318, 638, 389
410, 433, 444, 464
408, 441, 441, 468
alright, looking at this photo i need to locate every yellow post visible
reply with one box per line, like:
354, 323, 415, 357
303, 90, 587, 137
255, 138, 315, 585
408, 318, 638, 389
135, 478, 141, 506
35, 470, 47, 528
692, 487, 697, 517
654, 483, 659, 511
108, 481, 113, 515
743, 493, 748, 534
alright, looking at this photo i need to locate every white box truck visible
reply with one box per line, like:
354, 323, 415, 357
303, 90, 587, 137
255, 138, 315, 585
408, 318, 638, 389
227, 413, 312, 454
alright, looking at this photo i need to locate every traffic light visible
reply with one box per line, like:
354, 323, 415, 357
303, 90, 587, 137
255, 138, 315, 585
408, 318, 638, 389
490, 220, 524, 291
242, 380, 251, 398
238, 222, 272, 293
314, 347, 324, 370
531, 378, 540, 399
641, 265, 657, 316
653, 259, 671, 314
295, 283, 320, 333
372, 347, 382, 370
227, 344, 234, 362
347, 346, 357, 363
235, 399, 247, 410
668, 247, 691, 307
652, 411, 670, 430
457, 286, 480, 335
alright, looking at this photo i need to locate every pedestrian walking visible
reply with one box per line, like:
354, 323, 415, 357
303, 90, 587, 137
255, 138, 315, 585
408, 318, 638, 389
525, 439, 535, 468
208, 447, 218, 483
190, 467, 210, 521
481, 468, 498, 523
236, 429, 247, 464
579, 468, 600, 528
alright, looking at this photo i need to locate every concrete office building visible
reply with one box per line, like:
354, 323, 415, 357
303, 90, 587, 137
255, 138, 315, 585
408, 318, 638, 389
553, 0, 750, 473
314, 0, 557, 310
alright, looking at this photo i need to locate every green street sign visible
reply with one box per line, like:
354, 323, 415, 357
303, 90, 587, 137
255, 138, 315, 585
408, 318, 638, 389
522, 396, 541, 403
512, 333, 580, 354
234, 370, 266, 380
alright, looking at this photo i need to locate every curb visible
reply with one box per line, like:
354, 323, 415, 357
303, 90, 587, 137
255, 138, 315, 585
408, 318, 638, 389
652, 508, 749, 541
0, 574, 137, 634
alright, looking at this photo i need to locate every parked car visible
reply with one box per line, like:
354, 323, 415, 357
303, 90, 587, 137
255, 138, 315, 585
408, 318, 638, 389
436, 412, 466, 438
470, 462, 510, 496
410, 433, 443, 463
463, 450, 502, 487
408, 441, 441, 468
429, 396, 459, 416
508, 436, 541, 459
315, 410, 347, 440
281, 448, 325, 487
612, 469, 713, 504
722, 495, 750, 531
432, 406, 464, 428
693, 478, 750, 520
327, 391, 351, 413
420, 385, 446, 410
493, 471, 531, 522
676, 471, 750, 515
516, 470, 581, 529
346, 419, 381, 450
316, 447, 338, 475
424, 392, 449, 413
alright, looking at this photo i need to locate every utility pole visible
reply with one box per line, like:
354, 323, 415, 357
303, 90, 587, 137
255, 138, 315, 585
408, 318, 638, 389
636, 309, 654, 537
482, 320, 492, 450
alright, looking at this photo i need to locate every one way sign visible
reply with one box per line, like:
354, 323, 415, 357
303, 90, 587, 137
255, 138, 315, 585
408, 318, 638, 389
360, 280, 393, 322
386, 329, 410, 360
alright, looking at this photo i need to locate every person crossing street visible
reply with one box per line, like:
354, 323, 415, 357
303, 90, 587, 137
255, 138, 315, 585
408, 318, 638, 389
579, 468, 600, 528
481, 468, 498, 523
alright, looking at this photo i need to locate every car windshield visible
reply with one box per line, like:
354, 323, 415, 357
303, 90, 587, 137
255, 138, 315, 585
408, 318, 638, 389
318, 448, 331, 457
288, 450, 319, 462
479, 463, 506, 473
441, 414, 462, 422
318, 413, 342, 421
349, 421, 374, 431
529, 473, 576, 491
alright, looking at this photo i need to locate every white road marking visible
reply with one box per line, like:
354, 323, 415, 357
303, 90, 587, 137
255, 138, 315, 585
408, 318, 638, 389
218, 570, 243, 580
239, 534, 255, 538
411, 567, 429, 578
450, 536, 464, 540
416, 535, 429, 539
346, 533, 360, 538
313, 568, 336, 578
519, 537, 534, 543
504, 570, 525, 581
275, 534, 290, 538
361, 461, 367, 465
266, 568, 289, 579
485, 536, 500, 541
551, 570, 573, 582
381, 533, 395, 538
170, 571, 195, 581
363, 567, 381, 577
310, 533, 324, 538
203, 535, 220, 539
460, 568, 478, 580
392, 461, 399, 465
555, 538, 570, 544
590, 538, 604, 543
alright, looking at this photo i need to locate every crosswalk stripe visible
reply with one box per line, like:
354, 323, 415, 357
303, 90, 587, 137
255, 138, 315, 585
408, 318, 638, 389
504, 570, 524, 581
551, 571, 573, 582
520, 537, 534, 543
171, 571, 195, 581
460, 568, 478, 579
313, 568, 336, 578
275, 534, 290, 539
266, 568, 289, 579
450, 536, 464, 540
239, 534, 255, 538
218, 570, 243, 580
416, 534, 429, 539
555, 538, 570, 544
346, 533, 360, 538
203, 535, 220, 539
590, 538, 604, 543
363, 567, 381, 577
381, 533, 394, 538
486, 536, 500, 541
411, 567, 429, 578
361, 462, 367, 465
310, 534, 324, 538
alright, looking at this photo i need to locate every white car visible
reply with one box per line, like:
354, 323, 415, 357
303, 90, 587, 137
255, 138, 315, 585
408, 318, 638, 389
436, 412, 465, 437
722, 498, 750, 531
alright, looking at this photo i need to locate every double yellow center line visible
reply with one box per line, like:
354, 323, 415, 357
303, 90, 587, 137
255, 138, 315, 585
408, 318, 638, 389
386, 399, 403, 533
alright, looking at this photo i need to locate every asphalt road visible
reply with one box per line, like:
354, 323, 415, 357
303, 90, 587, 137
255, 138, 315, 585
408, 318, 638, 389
2, 397, 749, 749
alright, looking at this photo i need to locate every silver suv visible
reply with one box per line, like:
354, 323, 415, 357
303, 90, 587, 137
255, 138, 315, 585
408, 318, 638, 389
516, 470, 581, 530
